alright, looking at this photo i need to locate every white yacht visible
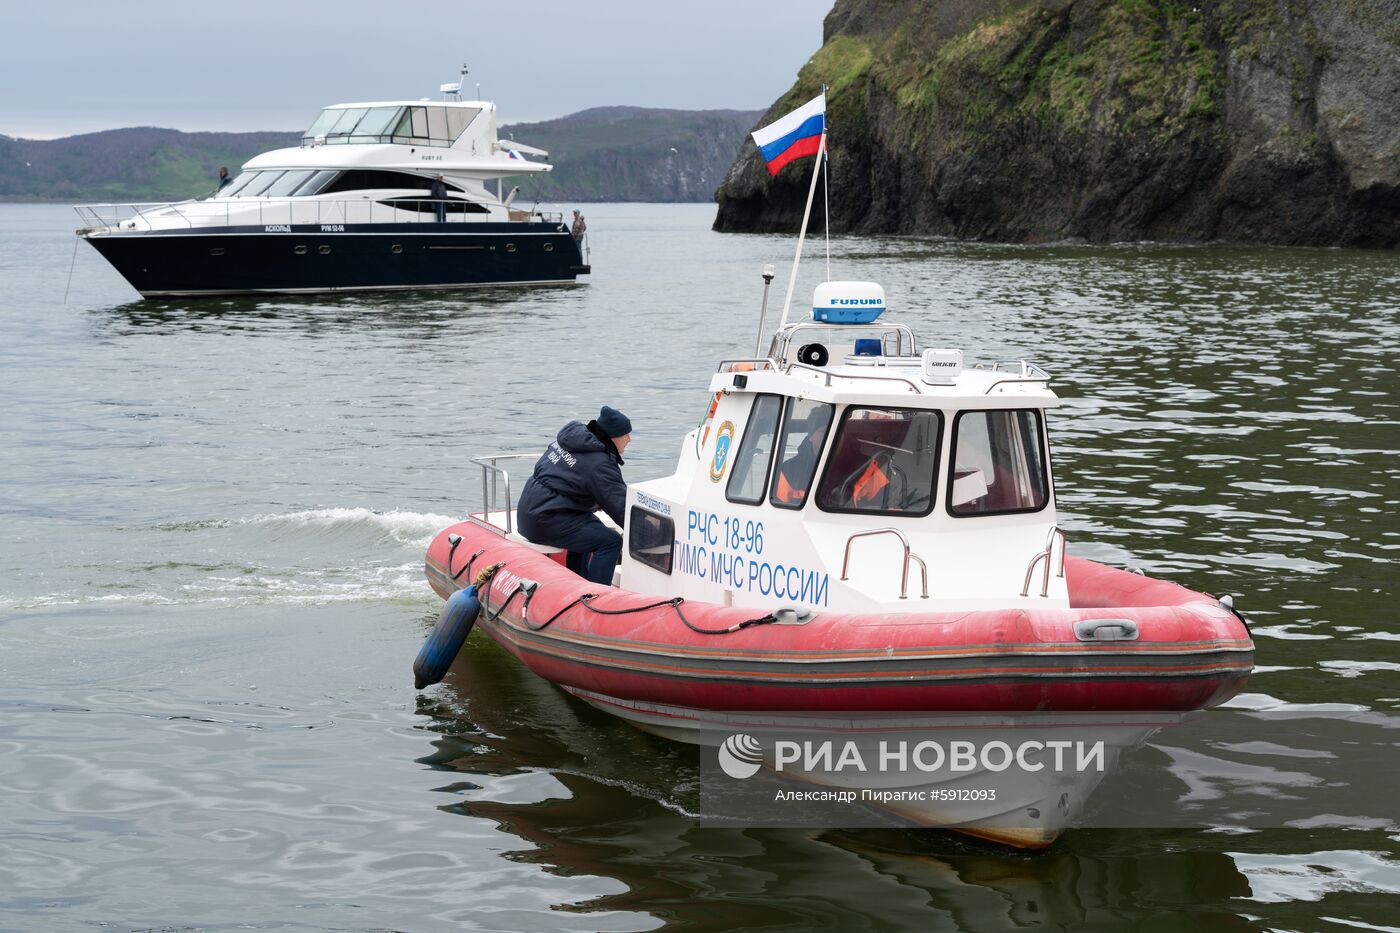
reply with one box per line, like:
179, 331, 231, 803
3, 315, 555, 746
76, 75, 589, 298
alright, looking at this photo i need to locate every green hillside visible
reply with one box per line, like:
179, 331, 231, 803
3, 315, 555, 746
0, 107, 762, 204
0, 128, 297, 202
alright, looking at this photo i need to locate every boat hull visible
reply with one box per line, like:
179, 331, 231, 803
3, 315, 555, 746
80, 222, 588, 297
561, 687, 1164, 848
423, 521, 1252, 846
424, 521, 1253, 714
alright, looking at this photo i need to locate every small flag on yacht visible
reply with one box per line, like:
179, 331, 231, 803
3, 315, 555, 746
751, 93, 825, 176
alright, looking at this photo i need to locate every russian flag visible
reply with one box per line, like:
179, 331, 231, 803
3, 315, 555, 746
751, 93, 825, 177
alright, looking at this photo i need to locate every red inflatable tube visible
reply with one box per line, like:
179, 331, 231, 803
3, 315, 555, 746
424, 521, 1253, 713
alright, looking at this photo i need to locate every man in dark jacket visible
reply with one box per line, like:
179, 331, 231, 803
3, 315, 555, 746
517, 406, 632, 585
430, 174, 448, 222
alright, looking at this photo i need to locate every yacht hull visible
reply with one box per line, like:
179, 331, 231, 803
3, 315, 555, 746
80, 222, 588, 298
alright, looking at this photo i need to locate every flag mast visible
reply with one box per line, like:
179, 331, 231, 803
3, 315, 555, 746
776, 130, 826, 331
776, 86, 827, 331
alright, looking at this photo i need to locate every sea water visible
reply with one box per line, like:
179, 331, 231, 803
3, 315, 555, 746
1, 203, 1397, 931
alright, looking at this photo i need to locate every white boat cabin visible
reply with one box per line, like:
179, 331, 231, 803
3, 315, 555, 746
621, 283, 1068, 614
76, 79, 557, 235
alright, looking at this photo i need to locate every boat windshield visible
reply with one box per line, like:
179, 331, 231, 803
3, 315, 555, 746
300, 105, 480, 147
816, 407, 943, 516
947, 410, 1048, 516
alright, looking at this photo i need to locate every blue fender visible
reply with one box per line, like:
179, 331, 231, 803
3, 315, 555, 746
414, 585, 481, 689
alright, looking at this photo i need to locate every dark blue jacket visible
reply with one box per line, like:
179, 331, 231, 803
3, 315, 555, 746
517, 421, 626, 542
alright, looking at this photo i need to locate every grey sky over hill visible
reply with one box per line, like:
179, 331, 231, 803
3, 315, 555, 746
4, 0, 831, 139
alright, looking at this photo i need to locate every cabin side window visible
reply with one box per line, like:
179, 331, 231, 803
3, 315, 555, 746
769, 399, 834, 510
321, 170, 463, 195
725, 394, 782, 505
220, 171, 260, 197
628, 506, 674, 575
815, 407, 943, 516
293, 169, 339, 197
947, 409, 1049, 517
264, 170, 316, 198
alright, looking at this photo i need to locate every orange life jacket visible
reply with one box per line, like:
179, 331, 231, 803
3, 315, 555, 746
774, 470, 805, 504
852, 460, 890, 506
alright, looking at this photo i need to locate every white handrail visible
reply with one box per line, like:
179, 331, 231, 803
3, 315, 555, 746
840, 527, 929, 600
470, 453, 539, 535
1020, 525, 1067, 597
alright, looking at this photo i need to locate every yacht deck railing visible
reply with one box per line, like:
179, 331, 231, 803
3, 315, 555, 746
75, 199, 564, 232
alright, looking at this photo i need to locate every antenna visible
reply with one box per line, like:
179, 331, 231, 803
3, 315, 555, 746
440, 63, 468, 101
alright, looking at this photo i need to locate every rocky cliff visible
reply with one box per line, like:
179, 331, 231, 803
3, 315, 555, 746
713, 0, 1399, 247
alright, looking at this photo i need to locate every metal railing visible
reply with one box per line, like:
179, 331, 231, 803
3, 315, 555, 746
1020, 524, 1067, 597
716, 359, 775, 373
974, 360, 1053, 395
840, 527, 930, 600
470, 453, 539, 535
771, 321, 916, 363
786, 361, 922, 395
74, 198, 564, 233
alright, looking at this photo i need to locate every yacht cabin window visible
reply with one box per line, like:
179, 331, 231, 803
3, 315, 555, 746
293, 169, 338, 197
816, 407, 943, 516
301, 105, 480, 147
725, 394, 781, 505
328, 108, 368, 138
264, 170, 316, 198
321, 170, 461, 194
218, 169, 461, 199
769, 399, 834, 510
947, 410, 1049, 516
241, 171, 285, 198
354, 107, 401, 137
377, 198, 489, 215
219, 171, 260, 198
302, 109, 341, 140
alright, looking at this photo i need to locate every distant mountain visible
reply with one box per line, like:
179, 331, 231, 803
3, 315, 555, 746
0, 107, 762, 204
0, 128, 298, 202
501, 107, 761, 202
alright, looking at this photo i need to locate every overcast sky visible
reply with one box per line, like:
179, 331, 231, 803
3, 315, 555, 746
3, 1, 833, 139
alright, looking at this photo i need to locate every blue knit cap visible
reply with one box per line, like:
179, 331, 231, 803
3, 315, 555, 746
597, 405, 632, 437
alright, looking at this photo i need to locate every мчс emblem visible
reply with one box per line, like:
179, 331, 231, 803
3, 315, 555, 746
709, 420, 735, 483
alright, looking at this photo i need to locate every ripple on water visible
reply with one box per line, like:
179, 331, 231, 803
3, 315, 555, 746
1, 206, 1397, 930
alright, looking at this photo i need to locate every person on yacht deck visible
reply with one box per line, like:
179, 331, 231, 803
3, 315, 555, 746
217, 166, 231, 190
571, 209, 587, 241
517, 406, 632, 586
430, 174, 448, 222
